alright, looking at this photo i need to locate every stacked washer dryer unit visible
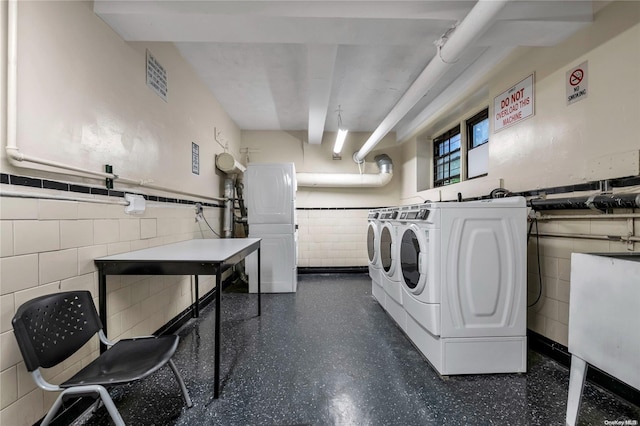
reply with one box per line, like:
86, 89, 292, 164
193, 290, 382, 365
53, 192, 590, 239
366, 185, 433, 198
398, 197, 527, 375
367, 209, 385, 306
378, 206, 406, 331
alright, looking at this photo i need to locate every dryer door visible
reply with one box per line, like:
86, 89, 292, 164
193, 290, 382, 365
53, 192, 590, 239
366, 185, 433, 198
367, 222, 379, 265
400, 224, 440, 303
379, 223, 396, 277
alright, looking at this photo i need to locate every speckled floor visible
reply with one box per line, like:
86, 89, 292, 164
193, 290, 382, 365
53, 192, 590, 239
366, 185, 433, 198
73, 273, 639, 425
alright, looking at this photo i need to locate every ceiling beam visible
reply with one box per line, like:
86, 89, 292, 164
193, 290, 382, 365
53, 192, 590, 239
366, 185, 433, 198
307, 45, 337, 145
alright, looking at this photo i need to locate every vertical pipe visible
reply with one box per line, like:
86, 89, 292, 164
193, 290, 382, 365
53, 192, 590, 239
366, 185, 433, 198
7, 0, 18, 151
223, 178, 234, 238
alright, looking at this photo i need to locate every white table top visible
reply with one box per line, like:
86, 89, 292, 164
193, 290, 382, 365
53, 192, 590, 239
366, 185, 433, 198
95, 238, 261, 263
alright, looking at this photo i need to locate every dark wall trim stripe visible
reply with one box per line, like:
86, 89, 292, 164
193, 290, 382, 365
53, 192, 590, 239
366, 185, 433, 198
297, 207, 378, 211
298, 266, 368, 274
0, 173, 224, 208
528, 330, 640, 407
4, 172, 638, 210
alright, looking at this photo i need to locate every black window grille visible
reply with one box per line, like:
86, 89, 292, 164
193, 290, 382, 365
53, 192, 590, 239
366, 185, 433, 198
433, 126, 461, 187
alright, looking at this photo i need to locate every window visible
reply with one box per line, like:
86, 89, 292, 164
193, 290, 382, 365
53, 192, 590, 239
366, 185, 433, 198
433, 126, 461, 187
467, 109, 489, 149
466, 109, 489, 179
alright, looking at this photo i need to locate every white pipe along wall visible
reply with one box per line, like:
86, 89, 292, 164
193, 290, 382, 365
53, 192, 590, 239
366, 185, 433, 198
354, 0, 510, 163
3, 0, 225, 202
297, 154, 393, 188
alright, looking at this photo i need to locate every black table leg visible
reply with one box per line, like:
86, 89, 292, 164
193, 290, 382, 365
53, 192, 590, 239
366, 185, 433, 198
99, 269, 107, 353
214, 267, 221, 399
194, 275, 199, 318
258, 247, 261, 316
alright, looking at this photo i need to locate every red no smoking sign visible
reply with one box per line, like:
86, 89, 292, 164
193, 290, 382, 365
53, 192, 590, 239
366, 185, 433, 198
566, 61, 588, 105
569, 69, 583, 86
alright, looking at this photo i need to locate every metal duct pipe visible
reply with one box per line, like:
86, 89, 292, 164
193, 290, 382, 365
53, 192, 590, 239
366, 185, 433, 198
529, 194, 640, 211
297, 154, 393, 188
216, 153, 246, 174
354, 0, 509, 163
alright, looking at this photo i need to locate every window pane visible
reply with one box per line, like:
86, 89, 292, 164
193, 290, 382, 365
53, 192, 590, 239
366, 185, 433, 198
433, 126, 461, 188
450, 134, 461, 151
451, 158, 460, 171
472, 118, 489, 148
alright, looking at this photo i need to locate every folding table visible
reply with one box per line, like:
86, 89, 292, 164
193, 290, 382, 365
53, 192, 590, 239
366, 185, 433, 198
95, 238, 261, 398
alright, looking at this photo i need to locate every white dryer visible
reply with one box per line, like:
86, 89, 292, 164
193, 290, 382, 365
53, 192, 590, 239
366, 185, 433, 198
378, 207, 406, 331
366, 209, 384, 306
398, 197, 528, 375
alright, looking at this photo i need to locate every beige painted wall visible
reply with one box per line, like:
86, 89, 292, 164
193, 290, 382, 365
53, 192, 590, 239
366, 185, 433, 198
2, 0, 241, 197
0, 1, 237, 424
402, 1, 640, 201
398, 1, 640, 348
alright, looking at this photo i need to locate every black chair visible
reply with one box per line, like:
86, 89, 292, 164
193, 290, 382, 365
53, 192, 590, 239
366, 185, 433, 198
12, 290, 193, 426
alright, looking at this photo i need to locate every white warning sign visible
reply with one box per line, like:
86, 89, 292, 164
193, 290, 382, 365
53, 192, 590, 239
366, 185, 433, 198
493, 74, 534, 132
566, 61, 588, 105
146, 50, 168, 102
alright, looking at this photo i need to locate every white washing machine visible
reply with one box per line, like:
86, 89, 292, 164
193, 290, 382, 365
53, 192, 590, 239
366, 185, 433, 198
398, 197, 528, 375
378, 207, 406, 331
367, 209, 384, 306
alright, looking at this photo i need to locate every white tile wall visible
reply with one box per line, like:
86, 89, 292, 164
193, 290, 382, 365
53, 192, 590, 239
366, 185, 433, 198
1, 193, 225, 424
0, 221, 13, 257
296, 209, 369, 268
527, 212, 640, 347
60, 220, 93, 249
38, 199, 79, 220
0, 255, 39, 294
13, 220, 60, 255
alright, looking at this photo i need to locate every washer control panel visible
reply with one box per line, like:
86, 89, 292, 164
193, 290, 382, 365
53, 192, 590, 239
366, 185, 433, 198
379, 209, 399, 220
399, 207, 430, 221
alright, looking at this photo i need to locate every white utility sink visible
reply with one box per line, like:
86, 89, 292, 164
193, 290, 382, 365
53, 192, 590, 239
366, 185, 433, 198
566, 252, 640, 426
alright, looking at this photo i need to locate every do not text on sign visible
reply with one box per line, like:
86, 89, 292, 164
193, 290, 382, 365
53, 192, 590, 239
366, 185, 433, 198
493, 74, 534, 132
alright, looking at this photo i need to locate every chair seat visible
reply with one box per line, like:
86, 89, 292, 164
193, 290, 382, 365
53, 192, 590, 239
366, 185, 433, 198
61, 335, 179, 388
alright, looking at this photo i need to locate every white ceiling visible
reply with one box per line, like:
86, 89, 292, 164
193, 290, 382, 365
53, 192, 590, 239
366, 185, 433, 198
94, 1, 593, 146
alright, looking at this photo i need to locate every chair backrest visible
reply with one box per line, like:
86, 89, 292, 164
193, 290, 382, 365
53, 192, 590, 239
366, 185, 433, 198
12, 291, 103, 371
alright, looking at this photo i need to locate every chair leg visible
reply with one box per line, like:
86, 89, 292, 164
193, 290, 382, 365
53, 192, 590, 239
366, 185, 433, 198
168, 359, 193, 408
95, 386, 126, 426
40, 386, 125, 426
40, 393, 66, 426
89, 397, 102, 414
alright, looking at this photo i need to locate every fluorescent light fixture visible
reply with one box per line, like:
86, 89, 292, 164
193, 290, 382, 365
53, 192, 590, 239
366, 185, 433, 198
333, 128, 348, 154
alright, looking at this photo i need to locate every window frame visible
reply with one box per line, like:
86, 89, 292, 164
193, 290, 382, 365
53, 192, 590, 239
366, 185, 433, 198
466, 109, 489, 150
432, 125, 461, 188
466, 108, 490, 180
